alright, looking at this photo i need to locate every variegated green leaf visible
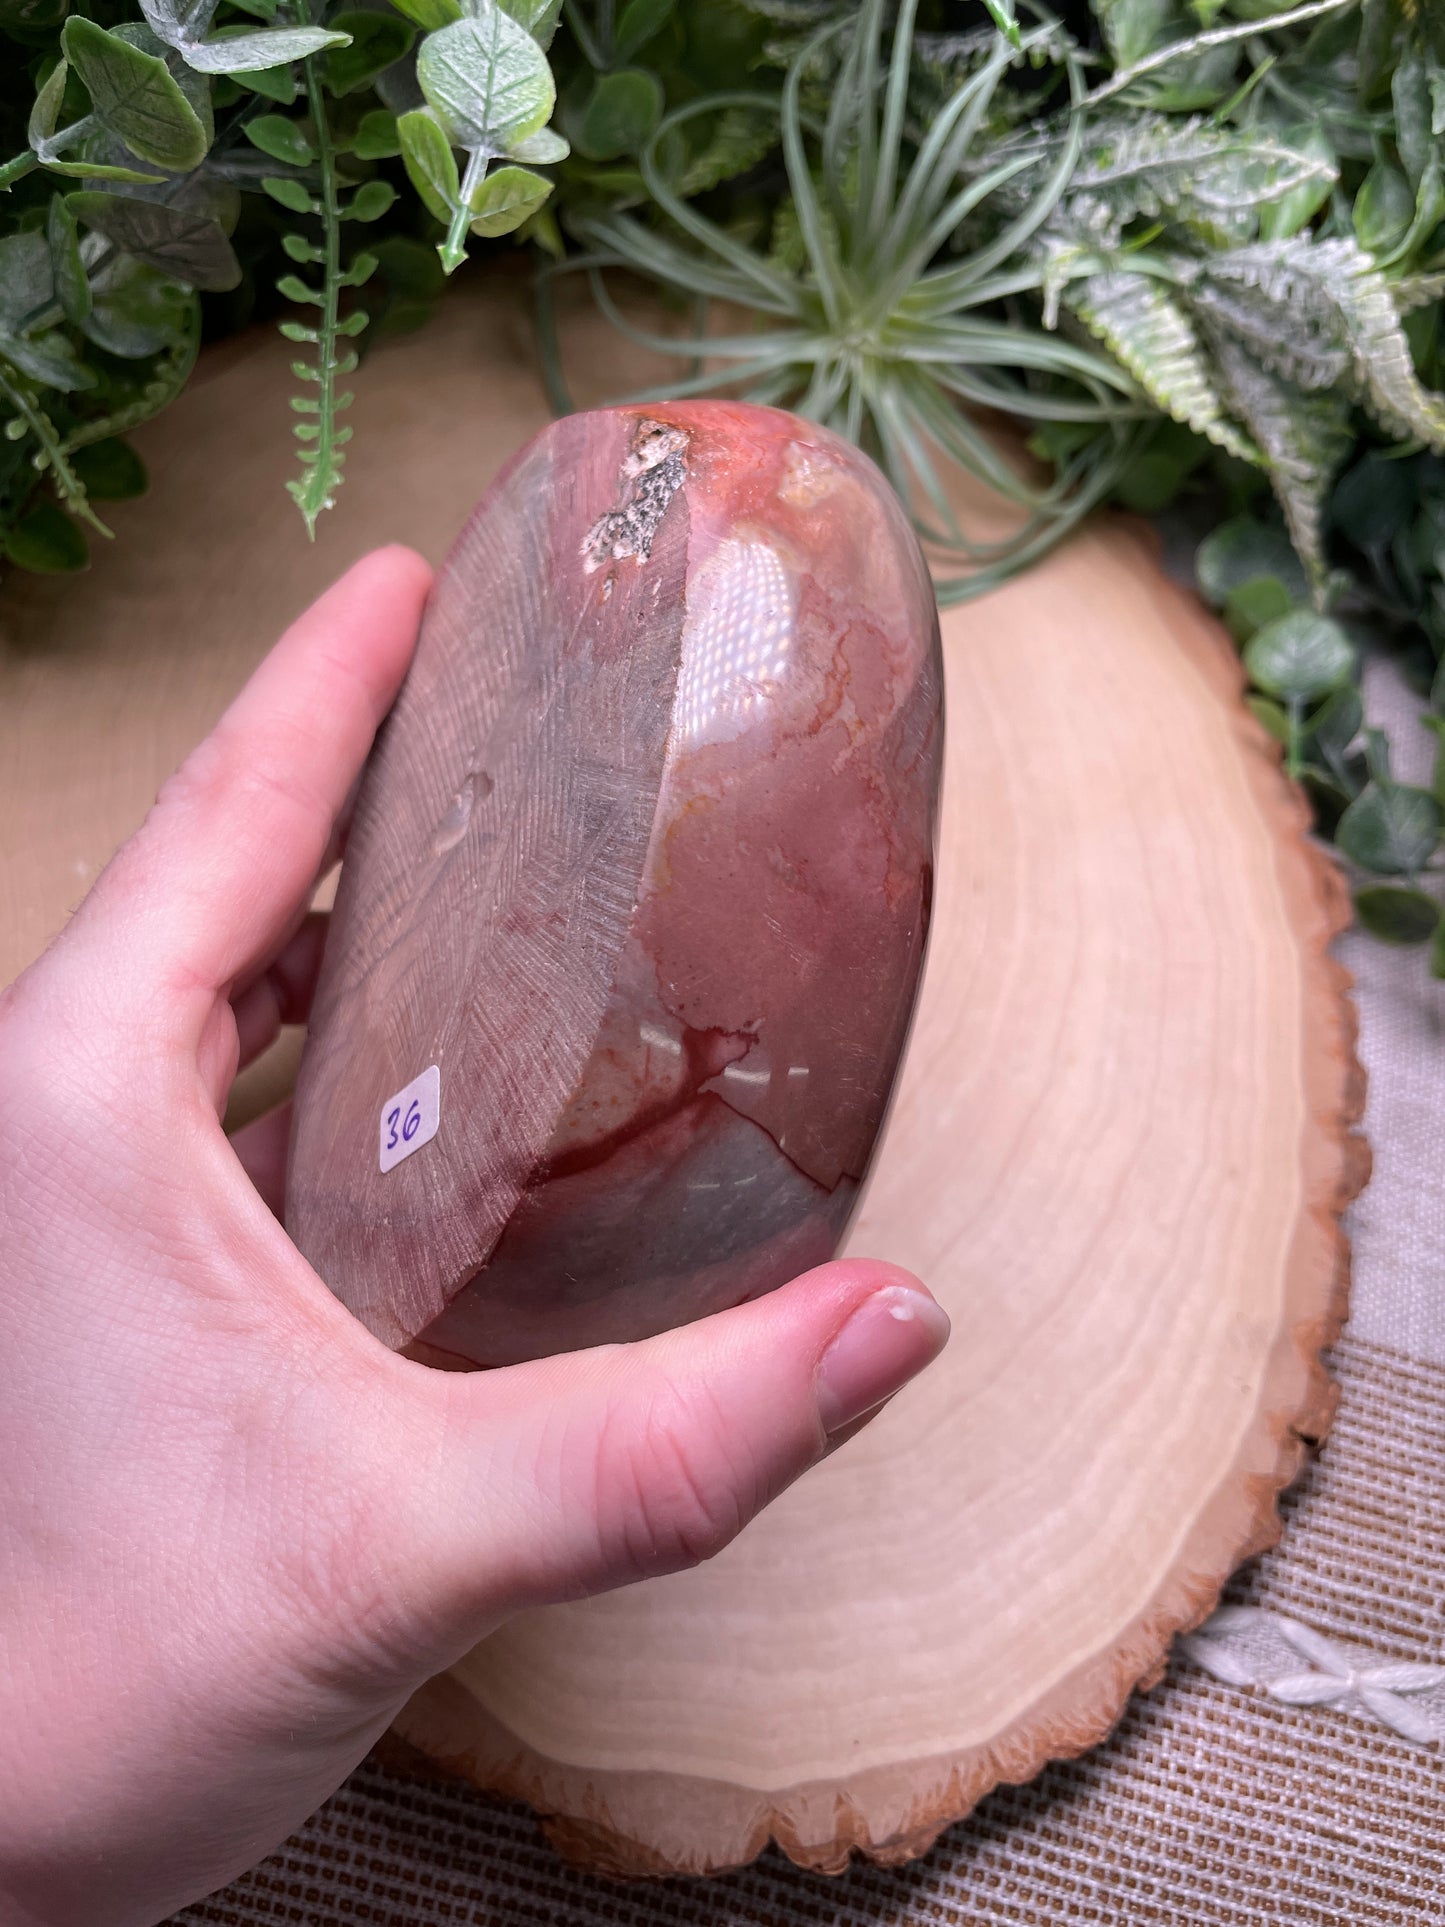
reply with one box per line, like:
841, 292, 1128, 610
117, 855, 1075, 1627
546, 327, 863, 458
68, 190, 241, 292
137, 0, 218, 51
416, 8, 553, 155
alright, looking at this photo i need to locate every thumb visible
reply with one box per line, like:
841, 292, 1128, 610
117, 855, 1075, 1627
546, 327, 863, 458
391, 1260, 948, 1665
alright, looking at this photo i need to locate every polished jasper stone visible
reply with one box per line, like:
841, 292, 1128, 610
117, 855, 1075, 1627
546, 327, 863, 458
286, 401, 943, 1368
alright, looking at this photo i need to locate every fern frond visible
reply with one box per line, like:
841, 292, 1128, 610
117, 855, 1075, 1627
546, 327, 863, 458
1204, 327, 1353, 587
0, 363, 109, 535
1393, 269, 1445, 315
1199, 236, 1445, 447
912, 27, 997, 79
1065, 269, 1258, 462
1083, 0, 1359, 109
1188, 277, 1350, 393
282, 58, 360, 537
1049, 115, 1336, 250
671, 105, 777, 200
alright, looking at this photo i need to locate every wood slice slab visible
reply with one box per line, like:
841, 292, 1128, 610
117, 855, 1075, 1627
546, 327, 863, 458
0, 277, 1366, 1878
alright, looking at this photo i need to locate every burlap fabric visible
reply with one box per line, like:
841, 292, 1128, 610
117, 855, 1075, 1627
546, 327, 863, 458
174, 668, 1445, 1927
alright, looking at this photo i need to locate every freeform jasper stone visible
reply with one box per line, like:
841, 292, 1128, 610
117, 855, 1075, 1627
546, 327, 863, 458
286, 401, 943, 1368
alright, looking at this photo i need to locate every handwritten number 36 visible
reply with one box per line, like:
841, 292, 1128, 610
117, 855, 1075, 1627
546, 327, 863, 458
385, 1100, 422, 1151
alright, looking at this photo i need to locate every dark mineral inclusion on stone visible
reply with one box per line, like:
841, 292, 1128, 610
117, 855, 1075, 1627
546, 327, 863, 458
286, 400, 944, 1369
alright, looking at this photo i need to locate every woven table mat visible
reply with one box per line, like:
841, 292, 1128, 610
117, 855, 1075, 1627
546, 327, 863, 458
175, 666, 1445, 1927
169, 1330, 1445, 1927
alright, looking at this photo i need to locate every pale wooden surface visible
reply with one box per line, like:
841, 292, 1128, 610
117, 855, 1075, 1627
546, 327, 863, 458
0, 280, 1364, 1878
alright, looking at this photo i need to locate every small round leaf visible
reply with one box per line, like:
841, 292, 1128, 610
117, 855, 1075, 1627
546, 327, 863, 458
351, 109, 401, 159
324, 11, 414, 97
245, 113, 315, 167
398, 109, 461, 223
348, 180, 397, 222
1245, 694, 1289, 744
614, 0, 674, 63
237, 64, 298, 105
1196, 516, 1308, 608
417, 12, 554, 152
262, 175, 315, 214
1243, 610, 1354, 703
507, 124, 568, 164
500, 0, 562, 46
4, 498, 89, 574
1301, 684, 1363, 759
67, 191, 241, 293
178, 25, 352, 74
70, 438, 147, 501
1223, 574, 1294, 645
1353, 884, 1441, 945
61, 17, 208, 173
387, 0, 462, 27
371, 235, 447, 298
82, 256, 194, 357
578, 68, 663, 162
466, 162, 550, 236
1337, 781, 1443, 877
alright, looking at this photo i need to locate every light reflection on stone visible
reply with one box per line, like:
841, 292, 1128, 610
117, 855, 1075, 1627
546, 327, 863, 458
673, 536, 793, 748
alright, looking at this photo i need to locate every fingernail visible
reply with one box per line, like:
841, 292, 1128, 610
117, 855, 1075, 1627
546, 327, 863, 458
815, 1284, 950, 1438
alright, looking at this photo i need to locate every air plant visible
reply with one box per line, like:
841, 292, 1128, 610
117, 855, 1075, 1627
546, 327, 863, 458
539, 0, 1149, 603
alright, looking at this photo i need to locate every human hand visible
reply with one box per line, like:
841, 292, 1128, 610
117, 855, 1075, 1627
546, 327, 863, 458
0, 548, 948, 1927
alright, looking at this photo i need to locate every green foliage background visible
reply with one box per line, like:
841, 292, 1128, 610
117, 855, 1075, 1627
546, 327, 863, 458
3, 0, 1445, 962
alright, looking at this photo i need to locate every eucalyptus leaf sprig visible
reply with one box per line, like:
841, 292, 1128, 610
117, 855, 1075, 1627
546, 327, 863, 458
398, 0, 567, 276
0, 0, 569, 561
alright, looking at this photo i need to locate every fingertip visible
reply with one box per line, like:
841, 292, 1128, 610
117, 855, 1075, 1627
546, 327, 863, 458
375, 1258, 950, 1644
813, 1276, 949, 1439
309, 545, 433, 652
351, 543, 434, 601
768, 1255, 942, 1343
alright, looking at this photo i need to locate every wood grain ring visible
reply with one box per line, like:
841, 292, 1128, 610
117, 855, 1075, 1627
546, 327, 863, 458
389, 514, 1368, 1877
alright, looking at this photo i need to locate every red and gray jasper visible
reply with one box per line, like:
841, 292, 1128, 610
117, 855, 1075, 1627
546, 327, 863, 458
286, 401, 943, 1369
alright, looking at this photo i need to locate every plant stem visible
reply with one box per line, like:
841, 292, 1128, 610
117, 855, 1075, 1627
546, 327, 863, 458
443, 148, 486, 274
8, 111, 100, 192
1083, 0, 1358, 109
562, 0, 603, 69
0, 153, 38, 192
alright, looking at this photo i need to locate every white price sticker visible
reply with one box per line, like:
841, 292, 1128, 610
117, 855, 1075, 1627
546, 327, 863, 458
379, 1064, 440, 1174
